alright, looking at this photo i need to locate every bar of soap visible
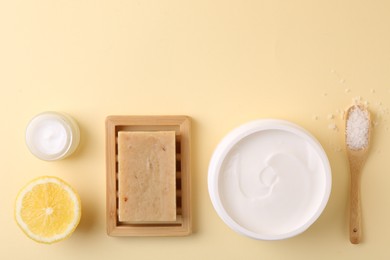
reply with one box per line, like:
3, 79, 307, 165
118, 131, 176, 223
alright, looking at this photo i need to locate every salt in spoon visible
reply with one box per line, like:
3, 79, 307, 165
345, 104, 371, 244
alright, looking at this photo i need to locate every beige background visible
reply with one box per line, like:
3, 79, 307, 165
1, 0, 390, 259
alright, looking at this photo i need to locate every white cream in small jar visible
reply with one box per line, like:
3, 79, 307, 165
25, 112, 80, 161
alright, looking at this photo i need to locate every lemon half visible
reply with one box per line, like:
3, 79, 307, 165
15, 176, 81, 244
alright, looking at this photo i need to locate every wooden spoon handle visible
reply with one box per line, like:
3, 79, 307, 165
350, 172, 361, 244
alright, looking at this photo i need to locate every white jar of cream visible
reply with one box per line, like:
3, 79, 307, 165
25, 112, 80, 161
208, 119, 332, 240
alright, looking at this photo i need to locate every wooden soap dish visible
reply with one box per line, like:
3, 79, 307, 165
106, 116, 192, 236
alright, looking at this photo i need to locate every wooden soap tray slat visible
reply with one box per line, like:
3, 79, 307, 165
106, 115, 191, 236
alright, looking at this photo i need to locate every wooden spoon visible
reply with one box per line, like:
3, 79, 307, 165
345, 104, 371, 244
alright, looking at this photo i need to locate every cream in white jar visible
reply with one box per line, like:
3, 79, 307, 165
26, 112, 80, 161
208, 120, 332, 240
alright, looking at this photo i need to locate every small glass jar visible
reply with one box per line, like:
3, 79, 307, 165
25, 112, 80, 161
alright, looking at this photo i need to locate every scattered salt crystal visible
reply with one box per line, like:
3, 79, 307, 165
346, 105, 370, 150
371, 89, 376, 94
353, 96, 362, 104
345, 88, 351, 93
327, 114, 334, 120
328, 123, 338, 131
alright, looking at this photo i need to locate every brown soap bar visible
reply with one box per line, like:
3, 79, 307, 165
118, 131, 176, 223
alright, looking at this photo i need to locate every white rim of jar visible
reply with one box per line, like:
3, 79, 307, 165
25, 112, 80, 161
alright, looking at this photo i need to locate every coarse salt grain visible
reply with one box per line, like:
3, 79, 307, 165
346, 105, 370, 150
328, 123, 338, 131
